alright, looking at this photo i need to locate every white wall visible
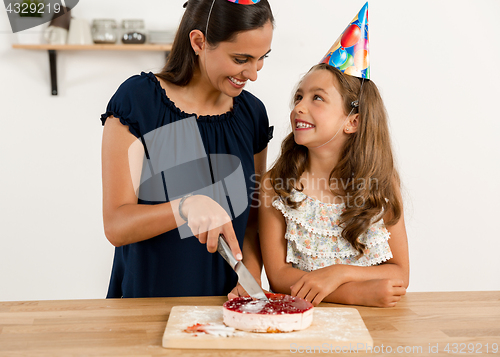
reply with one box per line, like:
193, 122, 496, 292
1, 0, 498, 301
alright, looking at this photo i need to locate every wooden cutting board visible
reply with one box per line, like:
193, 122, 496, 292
162, 306, 373, 350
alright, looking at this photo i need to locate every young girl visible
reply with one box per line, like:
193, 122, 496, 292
259, 63, 409, 307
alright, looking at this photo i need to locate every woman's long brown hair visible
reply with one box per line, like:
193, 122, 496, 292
155, 0, 274, 86
269, 64, 402, 255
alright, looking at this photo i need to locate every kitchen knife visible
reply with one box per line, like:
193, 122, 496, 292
217, 235, 269, 302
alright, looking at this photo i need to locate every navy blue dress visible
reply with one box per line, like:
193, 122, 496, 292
100, 72, 272, 298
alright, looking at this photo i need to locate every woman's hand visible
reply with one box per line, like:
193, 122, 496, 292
290, 265, 348, 306
181, 195, 242, 259
228, 283, 247, 300
227, 282, 270, 300
356, 279, 407, 307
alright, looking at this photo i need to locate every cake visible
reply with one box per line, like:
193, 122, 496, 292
222, 293, 314, 333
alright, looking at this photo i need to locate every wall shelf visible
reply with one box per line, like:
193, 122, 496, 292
12, 43, 173, 95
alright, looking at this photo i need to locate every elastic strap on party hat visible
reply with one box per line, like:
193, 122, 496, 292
312, 76, 365, 149
350, 76, 365, 110
311, 107, 356, 149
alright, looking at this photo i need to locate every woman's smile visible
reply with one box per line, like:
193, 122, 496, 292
228, 76, 247, 88
200, 20, 273, 97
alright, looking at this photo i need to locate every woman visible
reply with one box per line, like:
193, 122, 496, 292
100, 0, 274, 298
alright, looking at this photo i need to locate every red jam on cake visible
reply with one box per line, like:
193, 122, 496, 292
223, 293, 314, 333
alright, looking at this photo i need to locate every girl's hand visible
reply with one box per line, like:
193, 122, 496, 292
290, 266, 346, 306
181, 195, 242, 260
358, 279, 406, 307
227, 282, 270, 300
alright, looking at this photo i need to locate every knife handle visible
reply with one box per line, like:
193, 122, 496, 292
217, 235, 238, 269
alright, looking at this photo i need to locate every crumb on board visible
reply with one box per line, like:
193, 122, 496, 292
183, 323, 237, 337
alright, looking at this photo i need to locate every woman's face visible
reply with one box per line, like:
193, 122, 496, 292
200, 20, 273, 96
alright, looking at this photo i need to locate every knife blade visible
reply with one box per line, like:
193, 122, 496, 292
217, 235, 269, 302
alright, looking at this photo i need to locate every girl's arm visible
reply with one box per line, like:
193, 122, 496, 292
101, 117, 242, 258
228, 148, 268, 298
321, 206, 409, 307
325, 279, 407, 307
259, 173, 309, 293
291, 186, 410, 306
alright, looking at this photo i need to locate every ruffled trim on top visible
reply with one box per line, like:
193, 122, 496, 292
285, 232, 358, 259
100, 110, 141, 138
287, 249, 393, 271
283, 226, 392, 259
272, 189, 393, 269
142, 71, 241, 122
272, 191, 345, 238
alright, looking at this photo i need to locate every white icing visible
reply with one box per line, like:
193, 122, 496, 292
238, 299, 267, 314
223, 307, 314, 333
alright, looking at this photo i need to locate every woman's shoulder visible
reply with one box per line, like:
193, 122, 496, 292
237, 90, 267, 115
101, 72, 165, 138
239, 89, 264, 103
237, 90, 272, 154
112, 71, 159, 98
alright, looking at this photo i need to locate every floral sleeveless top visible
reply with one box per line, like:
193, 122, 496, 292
272, 189, 393, 272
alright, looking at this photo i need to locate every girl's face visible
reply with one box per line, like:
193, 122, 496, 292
290, 69, 350, 148
200, 21, 273, 97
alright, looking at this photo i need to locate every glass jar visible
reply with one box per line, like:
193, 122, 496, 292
121, 19, 146, 44
92, 19, 118, 44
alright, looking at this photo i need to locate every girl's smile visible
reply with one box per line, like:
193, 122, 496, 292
291, 69, 354, 149
295, 119, 316, 130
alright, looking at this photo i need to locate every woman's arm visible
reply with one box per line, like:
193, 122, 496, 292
101, 117, 242, 258
102, 116, 182, 246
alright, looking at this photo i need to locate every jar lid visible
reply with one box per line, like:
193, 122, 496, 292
92, 19, 117, 28
122, 19, 145, 29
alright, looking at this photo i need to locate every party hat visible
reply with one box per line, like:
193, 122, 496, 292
227, 0, 261, 4
320, 2, 370, 79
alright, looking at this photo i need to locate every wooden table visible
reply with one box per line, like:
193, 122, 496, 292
1, 292, 499, 356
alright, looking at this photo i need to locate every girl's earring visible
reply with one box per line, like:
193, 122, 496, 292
195, 51, 199, 56
346, 128, 350, 132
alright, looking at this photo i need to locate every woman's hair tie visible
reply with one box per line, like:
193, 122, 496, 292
183, 1, 188, 8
